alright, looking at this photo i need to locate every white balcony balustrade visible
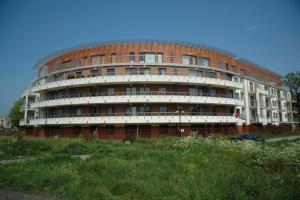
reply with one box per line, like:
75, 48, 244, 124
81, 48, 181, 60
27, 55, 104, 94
31, 91, 243, 108
30, 112, 244, 126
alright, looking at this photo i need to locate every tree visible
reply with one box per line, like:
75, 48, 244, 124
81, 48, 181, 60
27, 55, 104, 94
282, 71, 300, 97
8, 99, 23, 127
283, 71, 300, 121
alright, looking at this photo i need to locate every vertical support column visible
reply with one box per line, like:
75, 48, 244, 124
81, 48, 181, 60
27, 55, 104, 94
24, 89, 29, 125
243, 79, 250, 125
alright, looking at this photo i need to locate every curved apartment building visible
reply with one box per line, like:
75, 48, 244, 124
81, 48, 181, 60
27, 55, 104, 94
20, 40, 298, 139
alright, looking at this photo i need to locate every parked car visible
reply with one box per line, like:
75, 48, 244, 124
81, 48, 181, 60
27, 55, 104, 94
231, 133, 265, 142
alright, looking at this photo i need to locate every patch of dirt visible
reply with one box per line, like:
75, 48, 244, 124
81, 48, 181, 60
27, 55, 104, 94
0, 188, 63, 200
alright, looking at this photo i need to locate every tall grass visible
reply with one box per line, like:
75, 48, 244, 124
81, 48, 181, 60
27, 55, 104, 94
0, 136, 299, 200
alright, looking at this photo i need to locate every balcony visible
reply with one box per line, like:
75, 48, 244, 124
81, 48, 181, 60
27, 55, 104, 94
31, 91, 243, 108
31, 73, 242, 93
20, 102, 35, 112
249, 100, 257, 107
259, 101, 266, 108
28, 112, 244, 126
19, 118, 30, 126
39, 55, 241, 76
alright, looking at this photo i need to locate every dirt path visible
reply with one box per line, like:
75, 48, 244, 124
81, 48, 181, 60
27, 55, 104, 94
0, 188, 62, 200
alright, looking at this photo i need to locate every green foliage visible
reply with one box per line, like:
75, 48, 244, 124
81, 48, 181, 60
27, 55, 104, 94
8, 99, 23, 128
0, 138, 52, 159
0, 137, 299, 200
59, 143, 88, 155
283, 71, 300, 96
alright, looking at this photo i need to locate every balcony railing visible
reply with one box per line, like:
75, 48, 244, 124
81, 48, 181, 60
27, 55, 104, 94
41, 91, 239, 101
42, 55, 239, 75
259, 101, 266, 108
41, 112, 235, 119
33, 71, 236, 87
249, 100, 257, 107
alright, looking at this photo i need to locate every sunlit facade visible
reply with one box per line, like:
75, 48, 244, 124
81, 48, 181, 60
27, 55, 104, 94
20, 41, 298, 139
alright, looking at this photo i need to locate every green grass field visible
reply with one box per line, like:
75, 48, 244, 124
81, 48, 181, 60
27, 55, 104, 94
0, 136, 299, 200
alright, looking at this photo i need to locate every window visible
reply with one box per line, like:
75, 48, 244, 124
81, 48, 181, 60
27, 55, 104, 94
225, 63, 229, 71
183, 55, 190, 65
205, 71, 217, 78
139, 52, 145, 63
159, 106, 167, 113
106, 126, 114, 135
126, 106, 137, 116
91, 86, 101, 96
90, 105, 100, 116
75, 108, 82, 116
198, 57, 209, 67
231, 65, 237, 73
188, 69, 198, 77
62, 60, 72, 68
91, 69, 101, 77
126, 87, 137, 95
157, 53, 163, 63
139, 106, 150, 114
233, 76, 239, 83
241, 69, 246, 76
125, 68, 137, 75
53, 73, 63, 81
145, 53, 155, 63
130, 52, 135, 63
76, 71, 83, 78
139, 125, 151, 138
107, 88, 115, 96
111, 53, 117, 63
91, 55, 105, 65
173, 67, 178, 75
107, 68, 115, 76
158, 68, 166, 75
159, 125, 168, 135
140, 68, 151, 75
138, 87, 150, 95
189, 88, 198, 96
249, 82, 255, 92
159, 87, 166, 95
182, 55, 196, 65
107, 106, 114, 116
218, 61, 225, 69
209, 89, 217, 97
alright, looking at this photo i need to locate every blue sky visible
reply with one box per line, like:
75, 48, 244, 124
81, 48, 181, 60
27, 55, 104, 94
0, 0, 299, 115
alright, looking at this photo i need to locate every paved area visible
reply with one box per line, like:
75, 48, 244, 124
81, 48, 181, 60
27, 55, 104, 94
266, 135, 300, 142
0, 189, 62, 200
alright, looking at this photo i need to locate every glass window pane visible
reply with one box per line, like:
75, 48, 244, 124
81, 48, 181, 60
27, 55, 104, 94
157, 53, 163, 63
158, 68, 166, 75
159, 88, 166, 95
183, 55, 190, 65
200, 57, 209, 67
188, 70, 197, 77
145, 53, 155, 63
160, 106, 167, 113
130, 52, 135, 63
191, 56, 196, 65
139, 53, 145, 63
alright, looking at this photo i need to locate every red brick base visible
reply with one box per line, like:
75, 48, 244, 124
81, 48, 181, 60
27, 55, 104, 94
21, 124, 299, 140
